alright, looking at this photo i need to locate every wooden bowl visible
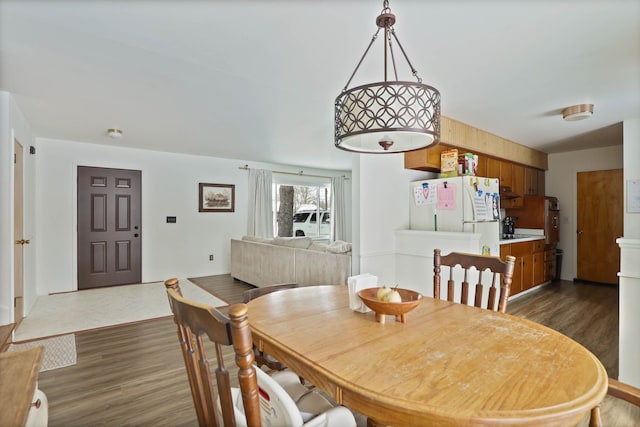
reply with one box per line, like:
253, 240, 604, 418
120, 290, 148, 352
357, 288, 423, 324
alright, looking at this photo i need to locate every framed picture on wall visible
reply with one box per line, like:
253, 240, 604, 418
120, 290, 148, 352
199, 183, 235, 212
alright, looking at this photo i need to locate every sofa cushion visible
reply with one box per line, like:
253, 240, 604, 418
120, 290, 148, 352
327, 240, 352, 253
308, 242, 330, 252
272, 237, 313, 249
242, 235, 274, 244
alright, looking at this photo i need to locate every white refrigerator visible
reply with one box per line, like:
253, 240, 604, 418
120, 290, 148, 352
409, 176, 501, 256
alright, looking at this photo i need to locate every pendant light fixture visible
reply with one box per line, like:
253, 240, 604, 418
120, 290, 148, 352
335, 0, 441, 153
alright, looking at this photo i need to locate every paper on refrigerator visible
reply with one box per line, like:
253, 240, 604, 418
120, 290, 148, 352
347, 273, 378, 313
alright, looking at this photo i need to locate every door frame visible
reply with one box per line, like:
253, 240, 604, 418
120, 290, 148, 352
13, 139, 24, 324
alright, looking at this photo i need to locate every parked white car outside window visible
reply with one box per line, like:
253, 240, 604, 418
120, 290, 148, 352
293, 210, 330, 237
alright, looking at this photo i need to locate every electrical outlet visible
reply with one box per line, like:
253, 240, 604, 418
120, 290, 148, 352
209, 254, 214, 261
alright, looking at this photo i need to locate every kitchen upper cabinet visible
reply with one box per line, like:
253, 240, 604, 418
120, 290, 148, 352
486, 157, 501, 181
524, 167, 546, 196
404, 145, 446, 172
524, 167, 538, 195
503, 164, 524, 208
404, 146, 546, 203
476, 156, 487, 177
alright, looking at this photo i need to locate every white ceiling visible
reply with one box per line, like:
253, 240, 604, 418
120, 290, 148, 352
1, 1, 638, 171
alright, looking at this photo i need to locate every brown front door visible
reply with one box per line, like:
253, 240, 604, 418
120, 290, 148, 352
576, 169, 623, 285
77, 166, 142, 289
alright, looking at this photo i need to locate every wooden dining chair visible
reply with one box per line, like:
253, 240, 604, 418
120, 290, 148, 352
166, 279, 357, 427
165, 278, 261, 427
590, 378, 640, 426
433, 249, 516, 313
242, 283, 299, 372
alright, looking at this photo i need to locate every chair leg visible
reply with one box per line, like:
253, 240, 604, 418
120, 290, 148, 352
589, 405, 602, 427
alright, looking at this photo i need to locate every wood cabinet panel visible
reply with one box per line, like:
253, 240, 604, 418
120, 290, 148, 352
521, 253, 534, 291
533, 240, 545, 253
504, 164, 525, 208
404, 145, 447, 171
525, 167, 538, 195
476, 156, 487, 177
533, 252, 545, 285
544, 249, 557, 281
502, 240, 546, 296
486, 158, 501, 181
500, 160, 513, 187
538, 169, 545, 195
510, 241, 533, 257
511, 255, 523, 295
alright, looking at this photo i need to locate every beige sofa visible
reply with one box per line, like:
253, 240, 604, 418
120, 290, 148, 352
230, 236, 352, 288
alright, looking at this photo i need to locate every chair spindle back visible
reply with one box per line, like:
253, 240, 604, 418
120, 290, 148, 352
433, 249, 516, 313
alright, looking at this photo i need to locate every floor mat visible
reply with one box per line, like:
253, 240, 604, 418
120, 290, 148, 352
9, 334, 77, 372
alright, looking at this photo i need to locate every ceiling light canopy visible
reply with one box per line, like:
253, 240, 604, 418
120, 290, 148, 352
562, 104, 594, 121
107, 128, 123, 138
334, 0, 441, 154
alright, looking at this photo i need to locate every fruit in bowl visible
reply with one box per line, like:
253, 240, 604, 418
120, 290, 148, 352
376, 285, 402, 302
358, 287, 423, 323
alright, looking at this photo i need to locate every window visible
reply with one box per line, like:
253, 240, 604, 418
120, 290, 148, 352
273, 177, 331, 239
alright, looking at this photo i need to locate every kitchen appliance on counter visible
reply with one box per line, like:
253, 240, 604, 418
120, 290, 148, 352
505, 196, 560, 245
409, 176, 501, 255
502, 216, 517, 238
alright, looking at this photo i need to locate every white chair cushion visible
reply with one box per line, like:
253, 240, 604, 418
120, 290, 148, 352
221, 368, 356, 427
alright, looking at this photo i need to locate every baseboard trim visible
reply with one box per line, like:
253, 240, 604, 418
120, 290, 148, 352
573, 278, 618, 287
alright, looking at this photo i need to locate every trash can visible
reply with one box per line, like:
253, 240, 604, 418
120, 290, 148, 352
555, 249, 563, 281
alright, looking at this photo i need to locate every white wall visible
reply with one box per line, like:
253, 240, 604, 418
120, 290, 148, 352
34, 138, 351, 295
0, 92, 37, 324
546, 145, 624, 280
619, 118, 640, 388
0, 92, 11, 325
622, 119, 640, 239
352, 153, 432, 283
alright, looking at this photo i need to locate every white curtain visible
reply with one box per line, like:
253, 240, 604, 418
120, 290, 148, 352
331, 176, 347, 242
247, 169, 273, 238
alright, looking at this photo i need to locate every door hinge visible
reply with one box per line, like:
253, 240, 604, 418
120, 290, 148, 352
14, 153, 16, 164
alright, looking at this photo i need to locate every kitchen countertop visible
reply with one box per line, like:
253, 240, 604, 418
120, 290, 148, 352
499, 235, 545, 245
499, 228, 545, 245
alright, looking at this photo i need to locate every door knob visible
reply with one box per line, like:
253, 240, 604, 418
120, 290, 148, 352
15, 239, 30, 245
577, 230, 584, 235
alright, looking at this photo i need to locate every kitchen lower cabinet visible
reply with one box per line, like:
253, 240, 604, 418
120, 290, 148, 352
501, 244, 521, 295
532, 240, 545, 285
501, 238, 546, 297
544, 248, 557, 281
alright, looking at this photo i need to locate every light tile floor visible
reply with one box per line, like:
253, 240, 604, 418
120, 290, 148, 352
14, 279, 226, 341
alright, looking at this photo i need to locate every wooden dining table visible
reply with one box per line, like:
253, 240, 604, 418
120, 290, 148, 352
246, 285, 608, 427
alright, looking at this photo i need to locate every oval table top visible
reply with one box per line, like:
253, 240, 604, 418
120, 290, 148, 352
247, 285, 607, 427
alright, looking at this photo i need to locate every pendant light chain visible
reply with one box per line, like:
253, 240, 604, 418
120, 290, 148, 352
389, 28, 422, 83
341, 28, 382, 92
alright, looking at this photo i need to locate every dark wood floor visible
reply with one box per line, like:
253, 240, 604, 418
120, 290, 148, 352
34, 277, 638, 426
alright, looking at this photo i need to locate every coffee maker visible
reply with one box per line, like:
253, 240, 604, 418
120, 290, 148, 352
502, 216, 517, 238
